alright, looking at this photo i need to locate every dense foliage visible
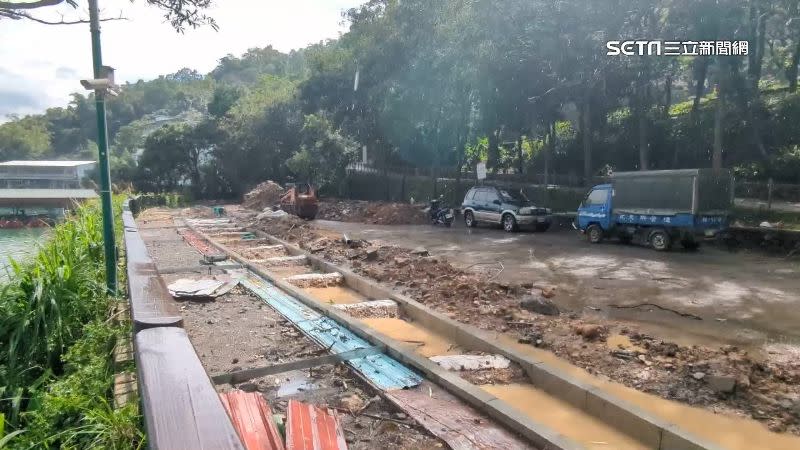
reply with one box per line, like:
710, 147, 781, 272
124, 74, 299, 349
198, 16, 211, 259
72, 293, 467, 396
4, 0, 800, 196
0, 200, 143, 449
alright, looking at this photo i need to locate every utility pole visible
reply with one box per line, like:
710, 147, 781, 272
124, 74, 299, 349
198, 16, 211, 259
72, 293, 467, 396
88, 0, 117, 294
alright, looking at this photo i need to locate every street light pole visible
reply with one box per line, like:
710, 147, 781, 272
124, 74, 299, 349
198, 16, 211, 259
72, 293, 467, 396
88, 0, 117, 295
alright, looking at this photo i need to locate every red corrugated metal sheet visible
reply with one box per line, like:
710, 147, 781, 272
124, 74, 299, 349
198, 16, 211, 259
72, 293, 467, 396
286, 400, 347, 450
220, 390, 285, 450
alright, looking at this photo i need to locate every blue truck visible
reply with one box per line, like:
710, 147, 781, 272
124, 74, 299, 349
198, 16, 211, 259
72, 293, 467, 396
576, 169, 733, 251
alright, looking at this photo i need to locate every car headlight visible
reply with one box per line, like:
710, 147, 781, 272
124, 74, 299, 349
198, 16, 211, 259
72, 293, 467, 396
545, 208, 552, 214
519, 207, 532, 215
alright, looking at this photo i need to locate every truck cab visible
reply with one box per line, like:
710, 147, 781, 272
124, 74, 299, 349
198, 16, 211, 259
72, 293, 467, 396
577, 184, 613, 236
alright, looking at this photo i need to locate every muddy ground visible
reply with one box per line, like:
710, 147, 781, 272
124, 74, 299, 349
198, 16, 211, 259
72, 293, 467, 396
138, 214, 444, 449
225, 206, 800, 435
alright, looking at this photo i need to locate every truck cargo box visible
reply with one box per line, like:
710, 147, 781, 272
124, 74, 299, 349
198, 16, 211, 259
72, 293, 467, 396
611, 169, 733, 216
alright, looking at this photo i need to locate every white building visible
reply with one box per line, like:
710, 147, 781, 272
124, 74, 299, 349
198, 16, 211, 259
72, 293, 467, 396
0, 160, 96, 189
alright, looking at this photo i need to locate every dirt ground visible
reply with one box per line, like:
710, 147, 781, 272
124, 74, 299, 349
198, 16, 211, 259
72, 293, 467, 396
137, 215, 444, 449
226, 206, 800, 435
317, 199, 429, 225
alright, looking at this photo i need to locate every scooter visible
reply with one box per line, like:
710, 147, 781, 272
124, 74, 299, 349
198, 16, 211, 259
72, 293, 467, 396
429, 198, 454, 227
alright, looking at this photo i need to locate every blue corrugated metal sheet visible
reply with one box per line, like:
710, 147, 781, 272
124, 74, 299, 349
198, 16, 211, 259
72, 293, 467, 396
231, 270, 421, 391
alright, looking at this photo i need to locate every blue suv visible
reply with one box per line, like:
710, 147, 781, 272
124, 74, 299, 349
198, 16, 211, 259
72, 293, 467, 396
461, 186, 552, 232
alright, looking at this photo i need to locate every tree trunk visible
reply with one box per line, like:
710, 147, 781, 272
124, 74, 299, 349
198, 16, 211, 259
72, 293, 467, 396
637, 82, 649, 170
692, 57, 709, 114
663, 74, 672, 118
712, 92, 724, 169
582, 89, 592, 186
544, 120, 554, 185
788, 38, 800, 92
516, 135, 524, 174
487, 129, 499, 170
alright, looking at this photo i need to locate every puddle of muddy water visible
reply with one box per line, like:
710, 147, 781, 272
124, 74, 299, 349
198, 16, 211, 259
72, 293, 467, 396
484, 383, 648, 450
497, 335, 800, 450
302, 286, 366, 305
606, 334, 646, 353
359, 317, 462, 357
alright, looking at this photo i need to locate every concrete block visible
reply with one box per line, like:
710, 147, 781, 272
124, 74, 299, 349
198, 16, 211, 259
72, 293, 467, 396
332, 299, 399, 318
284, 272, 343, 288
584, 386, 662, 448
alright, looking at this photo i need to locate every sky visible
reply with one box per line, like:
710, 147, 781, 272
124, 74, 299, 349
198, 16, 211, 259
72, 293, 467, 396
0, 0, 364, 119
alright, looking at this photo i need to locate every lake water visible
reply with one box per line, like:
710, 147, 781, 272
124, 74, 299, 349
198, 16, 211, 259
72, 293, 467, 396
0, 228, 48, 281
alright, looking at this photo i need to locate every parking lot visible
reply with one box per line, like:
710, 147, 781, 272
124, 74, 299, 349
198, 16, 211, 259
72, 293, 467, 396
316, 217, 800, 348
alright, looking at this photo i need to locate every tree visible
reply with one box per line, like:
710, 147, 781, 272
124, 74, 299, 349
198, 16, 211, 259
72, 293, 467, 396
0, 0, 215, 30
0, 115, 52, 161
286, 114, 358, 192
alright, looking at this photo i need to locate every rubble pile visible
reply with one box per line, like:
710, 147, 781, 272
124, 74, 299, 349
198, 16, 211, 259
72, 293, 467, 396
243, 181, 285, 211
240, 211, 800, 435
317, 200, 428, 225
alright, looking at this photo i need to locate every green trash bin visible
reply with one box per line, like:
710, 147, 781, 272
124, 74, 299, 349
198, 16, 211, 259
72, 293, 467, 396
212, 206, 225, 217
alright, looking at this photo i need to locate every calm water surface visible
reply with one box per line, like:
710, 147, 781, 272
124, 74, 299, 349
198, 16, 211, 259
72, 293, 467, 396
0, 228, 48, 281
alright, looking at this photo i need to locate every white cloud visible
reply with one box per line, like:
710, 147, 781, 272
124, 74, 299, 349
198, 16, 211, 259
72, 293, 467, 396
0, 0, 362, 119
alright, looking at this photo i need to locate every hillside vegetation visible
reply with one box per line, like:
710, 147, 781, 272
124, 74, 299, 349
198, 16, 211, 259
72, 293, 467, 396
3, 0, 800, 198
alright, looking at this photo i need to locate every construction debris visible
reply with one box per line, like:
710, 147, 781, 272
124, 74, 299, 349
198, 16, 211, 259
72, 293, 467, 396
167, 277, 238, 299
332, 300, 399, 319
316, 200, 427, 225
430, 354, 511, 371
284, 272, 344, 288
244, 181, 286, 211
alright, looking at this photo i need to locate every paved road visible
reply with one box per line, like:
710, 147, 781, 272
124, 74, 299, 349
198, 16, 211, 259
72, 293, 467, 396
316, 218, 800, 347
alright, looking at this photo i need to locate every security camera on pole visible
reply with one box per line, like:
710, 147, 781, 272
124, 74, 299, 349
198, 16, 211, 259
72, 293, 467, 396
80, 0, 118, 295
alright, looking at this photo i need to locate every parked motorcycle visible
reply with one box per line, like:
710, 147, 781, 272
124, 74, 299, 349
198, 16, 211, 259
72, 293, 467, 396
429, 197, 454, 227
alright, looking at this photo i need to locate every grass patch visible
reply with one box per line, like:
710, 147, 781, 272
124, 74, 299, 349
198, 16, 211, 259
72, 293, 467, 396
0, 199, 144, 449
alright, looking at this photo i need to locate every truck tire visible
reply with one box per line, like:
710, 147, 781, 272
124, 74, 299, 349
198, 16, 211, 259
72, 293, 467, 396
502, 213, 518, 232
650, 229, 672, 251
586, 224, 603, 244
464, 211, 476, 228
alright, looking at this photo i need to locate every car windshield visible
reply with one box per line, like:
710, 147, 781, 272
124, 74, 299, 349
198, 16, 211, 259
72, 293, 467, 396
499, 190, 528, 203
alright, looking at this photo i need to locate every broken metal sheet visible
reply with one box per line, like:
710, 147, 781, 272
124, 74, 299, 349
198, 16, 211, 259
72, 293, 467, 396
229, 269, 422, 390
167, 277, 238, 299
220, 390, 285, 450
430, 354, 511, 371
286, 400, 347, 450
385, 381, 534, 450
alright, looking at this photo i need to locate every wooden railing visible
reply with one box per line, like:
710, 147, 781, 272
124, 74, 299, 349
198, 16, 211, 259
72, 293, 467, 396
122, 200, 244, 450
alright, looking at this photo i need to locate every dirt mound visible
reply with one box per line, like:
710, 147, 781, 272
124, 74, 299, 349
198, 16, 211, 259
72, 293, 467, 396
317, 200, 427, 225
243, 181, 285, 211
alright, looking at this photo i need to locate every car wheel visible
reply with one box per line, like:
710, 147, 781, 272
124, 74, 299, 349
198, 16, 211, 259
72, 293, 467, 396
650, 229, 672, 251
502, 214, 518, 232
464, 211, 476, 228
587, 224, 603, 244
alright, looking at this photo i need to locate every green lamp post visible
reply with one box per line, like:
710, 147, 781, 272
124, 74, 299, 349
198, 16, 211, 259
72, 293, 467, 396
82, 0, 118, 295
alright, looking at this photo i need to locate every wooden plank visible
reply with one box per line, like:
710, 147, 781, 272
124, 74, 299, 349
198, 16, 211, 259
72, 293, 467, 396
135, 326, 245, 450
122, 209, 183, 331
220, 391, 285, 450
385, 381, 535, 450
286, 400, 347, 450
212, 347, 382, 385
